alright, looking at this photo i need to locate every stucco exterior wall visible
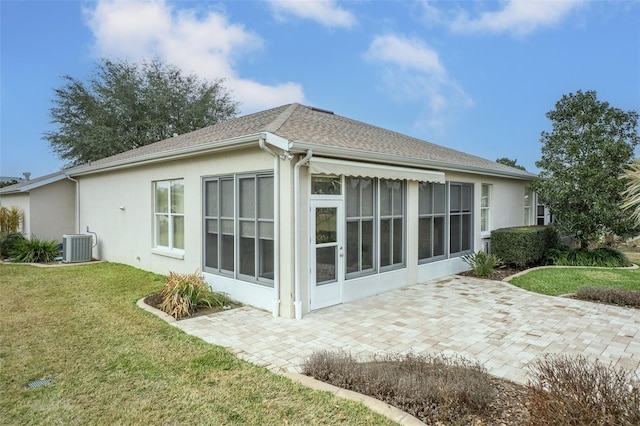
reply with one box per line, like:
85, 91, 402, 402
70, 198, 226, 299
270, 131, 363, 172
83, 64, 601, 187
29, 179, 76, 241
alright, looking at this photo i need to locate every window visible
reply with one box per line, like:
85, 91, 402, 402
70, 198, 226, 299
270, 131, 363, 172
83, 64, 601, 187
204, 173, 274, 285
154, 179, 184, 251
449, 182, 473, 256
481, 184, 491, 233
418, 182, 446, 261
537, 204, 545, 226
524, 187, 532, 225
311, 176, 341, 195
345, 177, 376, 276
379, 179, 405, 269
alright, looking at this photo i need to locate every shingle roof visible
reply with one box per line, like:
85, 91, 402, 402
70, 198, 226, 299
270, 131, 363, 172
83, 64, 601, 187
77, 103, 535, 179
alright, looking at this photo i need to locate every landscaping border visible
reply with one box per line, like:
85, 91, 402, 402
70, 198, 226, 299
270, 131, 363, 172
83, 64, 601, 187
502, 263, 638, 282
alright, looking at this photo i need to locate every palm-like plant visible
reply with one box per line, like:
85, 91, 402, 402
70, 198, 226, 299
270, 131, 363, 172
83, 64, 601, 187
621, 159, 640, 226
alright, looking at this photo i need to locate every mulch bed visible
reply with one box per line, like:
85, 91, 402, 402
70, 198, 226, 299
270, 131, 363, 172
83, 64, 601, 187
143, 292, 240, 320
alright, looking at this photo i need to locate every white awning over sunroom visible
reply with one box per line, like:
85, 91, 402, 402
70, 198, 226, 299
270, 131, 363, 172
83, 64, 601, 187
308, 157, 445, 183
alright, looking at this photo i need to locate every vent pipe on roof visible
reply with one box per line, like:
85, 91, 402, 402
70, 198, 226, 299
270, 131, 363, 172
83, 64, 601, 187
23, 172, 31, 181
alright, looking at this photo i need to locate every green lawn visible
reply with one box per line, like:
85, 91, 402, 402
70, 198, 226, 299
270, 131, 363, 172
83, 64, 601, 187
508, 266, 640, 296
0, 262, 395, 426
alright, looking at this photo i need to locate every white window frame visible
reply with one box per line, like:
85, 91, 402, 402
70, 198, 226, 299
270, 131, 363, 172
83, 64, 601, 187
418, 181, 447, 263
524, 187, 532, 226
481, 183, 491, 234
153, 179, 185, 256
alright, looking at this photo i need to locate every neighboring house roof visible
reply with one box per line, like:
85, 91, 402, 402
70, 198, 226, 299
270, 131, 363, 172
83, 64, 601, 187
25, 104, 538, 181
0, 171, 70, 194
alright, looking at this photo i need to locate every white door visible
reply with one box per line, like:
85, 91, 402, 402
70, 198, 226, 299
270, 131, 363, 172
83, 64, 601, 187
310, 200, 344, 310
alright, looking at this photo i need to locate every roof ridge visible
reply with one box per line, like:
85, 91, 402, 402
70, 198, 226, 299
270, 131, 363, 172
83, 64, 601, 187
263, 103, 300, 133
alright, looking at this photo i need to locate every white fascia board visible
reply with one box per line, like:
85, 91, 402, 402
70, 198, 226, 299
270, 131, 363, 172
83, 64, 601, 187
290, 142, 537, 181
9, 173, 68, 193
260, 132, 291, 151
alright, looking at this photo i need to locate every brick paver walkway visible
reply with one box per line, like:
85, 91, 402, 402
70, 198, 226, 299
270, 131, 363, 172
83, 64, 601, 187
172, 275, 640, 384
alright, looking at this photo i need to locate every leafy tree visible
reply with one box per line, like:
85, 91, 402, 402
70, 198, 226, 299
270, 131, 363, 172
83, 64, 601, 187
0, 179, 18, 189
45, 58, 239, 166
621, 159, 640, 226
533, 90, 639, 248
496, 157, 526, 170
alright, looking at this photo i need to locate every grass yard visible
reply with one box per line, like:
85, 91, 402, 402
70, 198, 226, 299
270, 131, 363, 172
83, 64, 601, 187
508, 266, 640, 296
0, 262, 395, 426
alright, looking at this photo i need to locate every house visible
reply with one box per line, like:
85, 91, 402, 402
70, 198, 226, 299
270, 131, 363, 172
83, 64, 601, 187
0, 104, 538, 318
0, 171, 76, 240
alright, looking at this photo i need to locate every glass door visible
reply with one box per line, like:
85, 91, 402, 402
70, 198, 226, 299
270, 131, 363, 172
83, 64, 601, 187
310, 199, 343, 310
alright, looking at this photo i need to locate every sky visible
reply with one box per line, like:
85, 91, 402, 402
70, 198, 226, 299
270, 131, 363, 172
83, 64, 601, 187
1, 0, 639, 179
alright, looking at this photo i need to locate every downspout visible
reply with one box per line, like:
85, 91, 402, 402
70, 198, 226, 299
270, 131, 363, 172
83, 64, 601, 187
293, 149, 312, 320
65, 175, 80, 234
259, 138, 281, 318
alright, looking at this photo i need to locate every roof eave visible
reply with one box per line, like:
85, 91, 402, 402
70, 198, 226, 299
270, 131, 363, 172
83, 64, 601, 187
290, 142, 537, 180
70, 133, 265, 177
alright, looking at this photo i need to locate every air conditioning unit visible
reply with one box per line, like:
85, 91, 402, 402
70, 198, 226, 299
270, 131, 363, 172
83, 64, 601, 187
62, 234, 93, 263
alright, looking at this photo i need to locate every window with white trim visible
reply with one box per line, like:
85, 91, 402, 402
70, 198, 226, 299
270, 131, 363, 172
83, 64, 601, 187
379, 179, 405, 269
418, 182, 446, 261
449, 182, 473, 256
524, 187, 532, 226
346, 177, 376, 276
481, 184, 491, 233
203, 173, 274, 285
154, 179, 184, 251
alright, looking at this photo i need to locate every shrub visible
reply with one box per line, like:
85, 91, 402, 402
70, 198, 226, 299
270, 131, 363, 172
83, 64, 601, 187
526, 354, 640, 426
159, 270, 229, 319
303, 351, 495, 424
0, 232, 26, 258
545, 246, 631, 267
0, 206, 23, 233
491, 225, 559, 267
462, 250, 503, 277
10, 236, 59, 263
575, 287, 640, 308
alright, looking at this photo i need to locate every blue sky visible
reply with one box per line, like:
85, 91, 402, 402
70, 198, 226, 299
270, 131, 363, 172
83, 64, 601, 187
1, 0, 639, 179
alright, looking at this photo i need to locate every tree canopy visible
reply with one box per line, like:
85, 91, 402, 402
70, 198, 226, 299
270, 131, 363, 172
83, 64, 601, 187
496, 157, 526, 170
533, 90, 639, 247
45, 58, 239, 166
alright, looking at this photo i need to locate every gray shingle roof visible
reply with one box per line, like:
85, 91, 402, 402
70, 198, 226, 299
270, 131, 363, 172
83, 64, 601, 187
75, 103, 535, 179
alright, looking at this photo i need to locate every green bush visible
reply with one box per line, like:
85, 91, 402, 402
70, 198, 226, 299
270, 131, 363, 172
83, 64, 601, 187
545, 246, 631, 267
10, 236, 60, 263
0, 232, 26, 258
462, 250, 502, 277
527, 354, 640, 425
159, 270, 230, 319
491, 225, 559, 267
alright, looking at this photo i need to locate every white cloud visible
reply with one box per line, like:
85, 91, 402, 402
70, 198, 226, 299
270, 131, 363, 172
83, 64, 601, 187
449, 0, 584, 36
268, 0, 356, 28
364, 34, 472, 132
85, 0, 305, 113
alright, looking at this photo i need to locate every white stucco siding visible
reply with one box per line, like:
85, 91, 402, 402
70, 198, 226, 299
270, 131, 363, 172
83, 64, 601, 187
77, 147, 273, 278
30, 179, 76, 242
0, 192, 30, 236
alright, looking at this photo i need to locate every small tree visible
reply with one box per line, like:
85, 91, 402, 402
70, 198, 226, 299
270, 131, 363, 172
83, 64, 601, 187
45, 58, 239, 166
533, 90, 639, 248
496, 157, 526, 170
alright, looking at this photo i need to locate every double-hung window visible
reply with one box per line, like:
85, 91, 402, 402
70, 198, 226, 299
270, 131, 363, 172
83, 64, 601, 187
480, 184, 491, 233
449, 182, 473, 256
345, 177, 376, 276
524, 187, 532, 226
418, 182, 446, 261
379, 179, 405, 269
204, 173, 274, 285
154, 179, 184, 252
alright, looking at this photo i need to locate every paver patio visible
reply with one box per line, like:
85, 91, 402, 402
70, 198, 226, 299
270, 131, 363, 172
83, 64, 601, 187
170, 275, 640, 385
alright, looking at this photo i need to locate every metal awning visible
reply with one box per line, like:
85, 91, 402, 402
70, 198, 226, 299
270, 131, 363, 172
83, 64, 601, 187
308, 157, 445, 183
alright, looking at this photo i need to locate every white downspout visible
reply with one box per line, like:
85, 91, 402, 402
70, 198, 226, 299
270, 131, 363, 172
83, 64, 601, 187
293, 149, 312, 320
259, 138, 281, 318
65, 175, 80, 234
